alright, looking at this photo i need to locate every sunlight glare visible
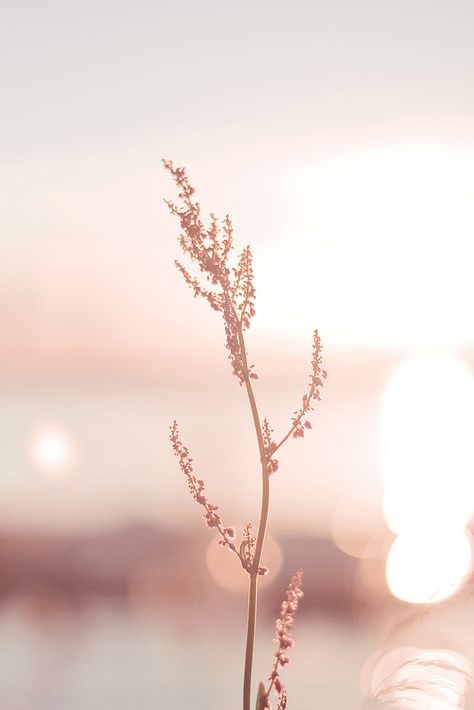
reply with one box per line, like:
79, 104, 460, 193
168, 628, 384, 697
265, 144, 474, 349
30, 425, 74, 476
385, 529, 473, 604
381, 352, 474, 534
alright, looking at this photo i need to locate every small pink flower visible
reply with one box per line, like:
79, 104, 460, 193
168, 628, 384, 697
163, 160, 258, 384
169, 421, 240, 560
264, 569, 304, 704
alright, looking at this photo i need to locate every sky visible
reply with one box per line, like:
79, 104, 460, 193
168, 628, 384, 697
2, 0, 474, 534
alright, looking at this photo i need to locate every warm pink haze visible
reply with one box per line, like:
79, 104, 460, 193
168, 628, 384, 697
2, 1, 474, 542
3, 3, 474, 709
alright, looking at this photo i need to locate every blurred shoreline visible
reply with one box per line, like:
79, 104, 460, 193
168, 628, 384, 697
0, 523, 388, 619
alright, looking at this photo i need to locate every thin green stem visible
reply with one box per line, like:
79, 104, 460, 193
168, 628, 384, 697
237, 324, 270, 710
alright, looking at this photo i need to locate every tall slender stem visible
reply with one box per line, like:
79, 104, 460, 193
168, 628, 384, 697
237, 325, 270, 710
243, 571, 258, 710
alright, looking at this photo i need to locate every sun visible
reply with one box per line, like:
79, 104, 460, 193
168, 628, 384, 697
30, 425, 75, 477
259, 143, 474, 350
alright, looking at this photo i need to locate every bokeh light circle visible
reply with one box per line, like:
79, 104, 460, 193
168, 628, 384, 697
206, 533, 282, 593
30, 425, 75, 476
332, 493, 389, 559
386, 529, 473, 604
382, 353, 474, 498
381, 352, 474, 538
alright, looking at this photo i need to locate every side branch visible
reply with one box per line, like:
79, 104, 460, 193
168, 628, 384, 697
270, 330, 326, 459
169, 421, 239, 557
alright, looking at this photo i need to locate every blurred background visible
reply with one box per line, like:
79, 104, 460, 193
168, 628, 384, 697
2, 1, 474, 708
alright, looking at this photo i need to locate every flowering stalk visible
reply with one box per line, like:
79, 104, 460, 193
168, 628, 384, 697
260, 570, 304, 710
163, 161, 325, 710
169, 421, 239, 555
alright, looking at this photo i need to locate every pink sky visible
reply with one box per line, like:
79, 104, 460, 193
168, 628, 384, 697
2, 0, 474, 534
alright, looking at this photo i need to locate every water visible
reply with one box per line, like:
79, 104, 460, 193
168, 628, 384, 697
0, 605, 372, 709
